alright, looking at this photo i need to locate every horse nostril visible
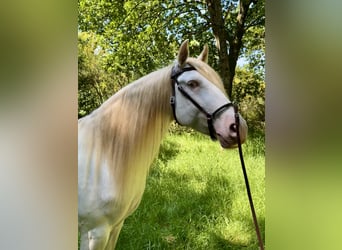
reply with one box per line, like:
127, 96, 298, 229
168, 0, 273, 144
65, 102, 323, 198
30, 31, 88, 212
230, 123, 237, 133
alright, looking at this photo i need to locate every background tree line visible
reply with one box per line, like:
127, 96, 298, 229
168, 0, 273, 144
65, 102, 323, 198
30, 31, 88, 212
78, 0, 265, 134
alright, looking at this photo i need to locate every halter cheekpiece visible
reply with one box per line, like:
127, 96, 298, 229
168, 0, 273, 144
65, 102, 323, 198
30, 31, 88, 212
170, 64, 234, 141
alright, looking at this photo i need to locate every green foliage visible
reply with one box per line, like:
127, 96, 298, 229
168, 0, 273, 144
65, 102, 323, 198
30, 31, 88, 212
79, 0, 179, 76
78, 31, 104, 116
241, 24, 265, 80
233, 66, 265, 134
78, 31, 131, 117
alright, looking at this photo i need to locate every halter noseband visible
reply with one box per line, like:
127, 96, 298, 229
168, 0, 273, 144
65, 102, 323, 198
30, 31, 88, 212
170, 65, 233, 140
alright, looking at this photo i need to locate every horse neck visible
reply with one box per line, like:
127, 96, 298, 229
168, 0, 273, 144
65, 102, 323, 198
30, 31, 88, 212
87, 66, 173, 189
118, 66, 173, 144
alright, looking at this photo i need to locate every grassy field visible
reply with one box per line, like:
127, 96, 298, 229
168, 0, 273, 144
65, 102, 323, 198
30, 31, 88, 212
116, 132, 265, 249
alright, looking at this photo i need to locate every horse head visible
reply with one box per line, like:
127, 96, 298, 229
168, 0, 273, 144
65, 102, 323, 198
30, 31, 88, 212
171, 40, 248, 148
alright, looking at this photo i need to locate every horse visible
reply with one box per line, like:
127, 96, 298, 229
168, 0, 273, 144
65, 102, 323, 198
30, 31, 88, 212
78, 40, 248, 249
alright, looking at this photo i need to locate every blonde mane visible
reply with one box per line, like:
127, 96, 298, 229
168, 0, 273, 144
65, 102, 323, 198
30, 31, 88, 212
78, 65, 173, 197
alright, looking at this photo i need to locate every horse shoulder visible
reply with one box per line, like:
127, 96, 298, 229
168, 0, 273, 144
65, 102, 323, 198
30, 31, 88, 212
78, 122, 119, 216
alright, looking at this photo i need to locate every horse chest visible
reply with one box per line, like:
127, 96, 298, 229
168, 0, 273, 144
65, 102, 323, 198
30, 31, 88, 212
78, 154, 147, 223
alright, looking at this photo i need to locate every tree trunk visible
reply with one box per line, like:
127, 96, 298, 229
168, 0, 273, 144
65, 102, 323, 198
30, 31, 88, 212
228, 0, 252, 98
206, 0, 252, 98
206, 0, 232, 97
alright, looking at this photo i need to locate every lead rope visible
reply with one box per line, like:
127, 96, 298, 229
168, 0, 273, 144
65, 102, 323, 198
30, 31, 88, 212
233, 103, 265, 250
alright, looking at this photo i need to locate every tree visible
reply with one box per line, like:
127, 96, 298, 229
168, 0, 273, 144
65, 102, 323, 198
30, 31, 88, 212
78, 31, 129, 117
205, 0, 264, 97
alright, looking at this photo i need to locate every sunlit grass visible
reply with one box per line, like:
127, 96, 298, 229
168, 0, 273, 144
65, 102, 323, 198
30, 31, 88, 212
116, 132, 265, 249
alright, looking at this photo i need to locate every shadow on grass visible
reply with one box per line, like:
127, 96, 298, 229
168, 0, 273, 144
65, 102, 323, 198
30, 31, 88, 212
116, 166, 262, 250
211, 216, 265, 250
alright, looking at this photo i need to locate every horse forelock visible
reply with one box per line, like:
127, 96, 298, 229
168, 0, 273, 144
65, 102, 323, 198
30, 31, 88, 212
186, 57, 227, 96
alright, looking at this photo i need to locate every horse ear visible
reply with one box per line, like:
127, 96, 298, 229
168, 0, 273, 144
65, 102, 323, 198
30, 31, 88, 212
198, 44, 208, 63
177, 40, 189, 68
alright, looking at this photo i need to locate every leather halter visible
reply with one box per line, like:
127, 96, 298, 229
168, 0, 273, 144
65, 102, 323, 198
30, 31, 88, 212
170, 65, 233, 140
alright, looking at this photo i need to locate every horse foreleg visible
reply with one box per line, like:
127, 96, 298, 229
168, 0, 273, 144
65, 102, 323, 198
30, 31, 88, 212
105, 221, 124, 250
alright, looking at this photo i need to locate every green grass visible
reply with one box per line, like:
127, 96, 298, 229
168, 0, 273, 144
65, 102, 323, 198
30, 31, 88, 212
116, 132, 265, 249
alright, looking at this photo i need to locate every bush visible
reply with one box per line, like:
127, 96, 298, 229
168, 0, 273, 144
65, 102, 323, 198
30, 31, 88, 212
233, 66, 265, 135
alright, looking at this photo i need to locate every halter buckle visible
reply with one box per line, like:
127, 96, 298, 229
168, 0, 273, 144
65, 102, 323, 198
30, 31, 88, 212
170, 96, 175, 105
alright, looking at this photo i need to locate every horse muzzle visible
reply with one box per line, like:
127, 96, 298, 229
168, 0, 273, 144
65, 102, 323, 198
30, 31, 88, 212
215, 114, 248, 149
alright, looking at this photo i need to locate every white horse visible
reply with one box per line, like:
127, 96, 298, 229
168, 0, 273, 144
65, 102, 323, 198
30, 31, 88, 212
78, 40, 247, 249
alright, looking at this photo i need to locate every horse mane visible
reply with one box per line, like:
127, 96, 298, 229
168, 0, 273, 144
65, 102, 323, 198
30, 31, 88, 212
78, 58, 225, 199
78, 65, 174, 197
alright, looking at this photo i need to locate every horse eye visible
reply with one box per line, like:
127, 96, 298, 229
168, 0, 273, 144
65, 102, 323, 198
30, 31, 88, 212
187, 80, 199, 88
